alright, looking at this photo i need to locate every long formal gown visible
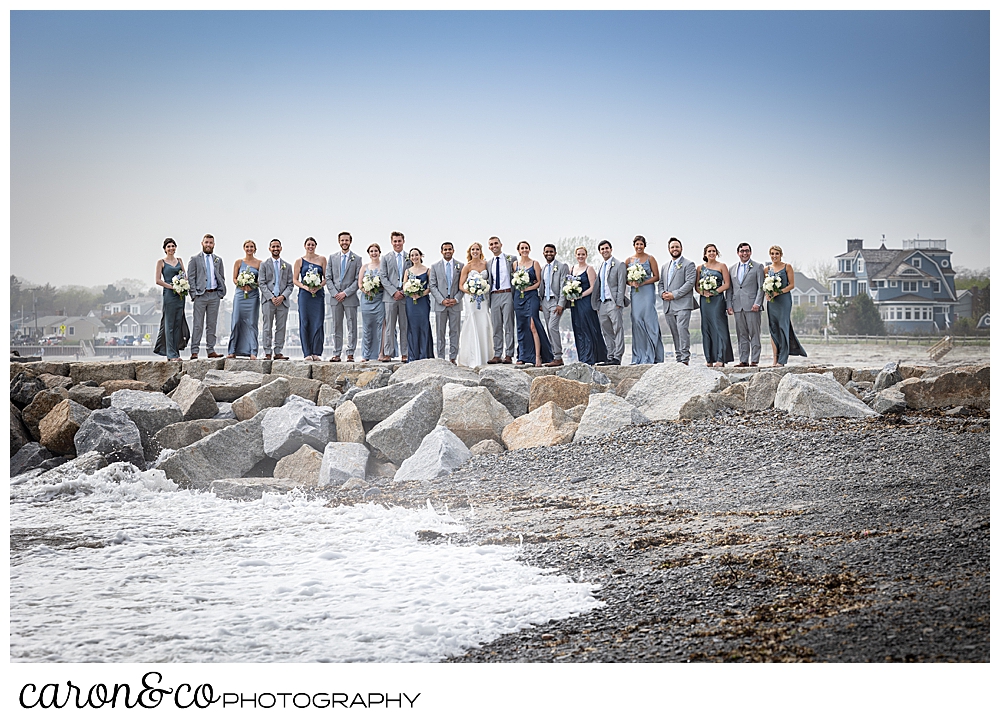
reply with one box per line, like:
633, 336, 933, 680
628, 259, 665, 365
456, 269, 494, 368
405, 271, 435, 361
699, 268, 735, 364
158, 261, 186, 359
298, 259, 326, 358
569, 270, 608, 365
228, 262, 260, 357
513, 265, 554, 365
766, 266, 807, 365
359, 268, 385, 360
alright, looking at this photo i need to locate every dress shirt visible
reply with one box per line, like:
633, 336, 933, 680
600, 260, 609, 301
396, 252, 404, 280
205, 253, 216, 290
445, 262, 453, 294
738, 262, 746, 284
340, 252, 349, 282
273, 258, 282, 296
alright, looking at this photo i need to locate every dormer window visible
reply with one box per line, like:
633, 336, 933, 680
911, 257, 921, 268
857, 259, 865, 274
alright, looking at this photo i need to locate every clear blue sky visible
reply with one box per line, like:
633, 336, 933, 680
11, 10, 989, 287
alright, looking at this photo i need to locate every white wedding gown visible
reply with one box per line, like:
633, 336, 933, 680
456, 272, 494, 368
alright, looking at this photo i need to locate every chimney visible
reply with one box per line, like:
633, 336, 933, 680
847, 239, 864, 252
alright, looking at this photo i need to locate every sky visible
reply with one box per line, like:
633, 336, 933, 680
10, 10, 990, 288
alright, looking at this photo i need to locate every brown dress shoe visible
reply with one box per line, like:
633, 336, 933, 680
274, 354, 288, 360
346, 355, 354, 362
208, 352, 222, 358
734, 362, 749, 367
377, 356, 391, 362
502, 356, 513, 364
264, 354, 272, 360
487, 357, 502, 364
189, 354, 198, 360
544, 359, 564, 367
749, 362, 758, 367
226, 354, 236, 359
450, 359, 457, 365
329, 356, 341, 362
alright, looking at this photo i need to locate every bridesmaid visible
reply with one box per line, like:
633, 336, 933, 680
512, 241, 554, 367
227, 239, 261, 359
568, 247, 609, 365
358, 243, 385, 362
402, 248, 434, 361
625, 235, 664, 365
764, 245, 807, 367
696, 244, 735, 368
293, 236, 326, 361
154, 238, 186, 361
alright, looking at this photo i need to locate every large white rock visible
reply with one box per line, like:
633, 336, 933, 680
477, 366, 532, 418
231, 377, 289, 421
437, 383, 513, 447
366, 389, 442, 465
353, 379, 443, 424
73, 407, 145, 468
388, 358, 481, 386
262, 395, 335, 459
153, 419, 239, 450
334, 400, 365, 444
171, 374, 220, 421
625, 363, 730, 421
574, 393, 649, 440
319, 442, 370, 486
745, 372, 781, 411
110, 389, 183, 460
501, 401, 579, 450
274, 444, 324, 486
394, 426, 470, 482
156, 413, 267, 484
774, 373, 876, 418
203, 369, 265, 402
554, 362, 611, 386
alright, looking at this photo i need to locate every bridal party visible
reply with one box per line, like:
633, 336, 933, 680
155, 232, 807, 369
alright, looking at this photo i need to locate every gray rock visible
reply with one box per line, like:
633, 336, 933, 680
10, 442, 55, 477
366, 389, 442, 465
273, 444, 324, 486
745, 372, 782, 411
851, 368, 880, 384
11, 372, 47, 408
232, 377, 290, 421
160, 371, 184, 395
574, 393, 649, 440
897, 364, 989, 410
367, 458, 398, 479
181, 358, 226, 380
38, 399, 92, 456
678, 393, 726, 420
554, 362, 611, 386
478, 366, 532, 418
774, 373, 876, 418
203, 369, 265, 402
224, 358, 272, 374
110, 390, 184, 460
30, 451, 109, 485
153, 419, 239, 450
134, 361, 184, 391
718, 381, 748, 409
262, 373, 321, 403
564, 403, 588, 423
22, 388, 69, 440
38, 373, 73, 390
270, 359, 313, 379
501, 401, 578, 450
353, 379, 444, 424
334, 400, 365, 444
394, 425, 470, 482
69, 361, 136, 385
872, 386, 907, 415
171, 375, 220, 421
873, 362, 903, 392
437, 383, 513, 448
469, 439, 505, 456
11, 403, 31, 455
625, 363, 730, 421
156, 413, 266, 484
388, 358, 480, 386
262, 395, 336, 459
317, 383, 342, 408
73, 407, 145, 467
213, 402, 236, 420
68, 384, 106, 410
319, 442, 370, 486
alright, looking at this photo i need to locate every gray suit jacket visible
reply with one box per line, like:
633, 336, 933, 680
487, 253, 517, 292
379, 251, 412, 300
258, 257, 295, 307
539, 260, 571, 306
187, 252, 227, 298
429, 259, 465, 312
326, 251, 362, 307
657, 256, 697, 312
591, 256, 626, 312
726, 259, 766, 312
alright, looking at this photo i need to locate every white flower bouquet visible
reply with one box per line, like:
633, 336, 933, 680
626, 263, 647, 286
361, 271, 383, 302
698, 272, 719, 302
236, 269, 258, 299
763, 273, 783, 300
561, 276, 583, 307
302, 269, 323, 297
403, 277, 425, 304
511, 268, 531, 298
171, 272, 190, 299
464, 272, 489, 310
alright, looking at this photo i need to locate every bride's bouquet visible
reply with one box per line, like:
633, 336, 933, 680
403, 277, 425, 304
361, 271, 383, 302
698, 272, 719, 302
302, 269, 323, 297
171, 272, 190, 300
763, 273, 783, 301
464, 272, 489, 310
236, 269, 258, 299
626, 263, 647, 286
511, 268, 531, 299
561, 275, 583, 307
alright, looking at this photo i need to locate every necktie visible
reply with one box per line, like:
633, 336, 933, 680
601, 261, 608, 301
545, 263, 552, 298
494, 257, 501, 290
397, 253, 403, 280
667, 260, 676, 286
273, 259, 281, 296
340, 254, 347, 282
446, 262, 453, 293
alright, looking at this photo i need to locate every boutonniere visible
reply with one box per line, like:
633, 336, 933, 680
675, 260, 682, 270
609, 259, 616, 268
746, 262, 753, 269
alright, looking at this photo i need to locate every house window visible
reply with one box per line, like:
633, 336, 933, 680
923, 308, 931, 320
902, 281, 917, 292
890, 280, 897, 287
911, 257, 921, 268
934, 281, 941, 293
792, 295, 800, 306
878, 280, 886, 288
858, 282, 867, 295
941, 259, 949, 268
904, 309, 912, 320
843, 285, 851, 297
857, 259, 865, 273
68, 327, 75, 335
922, 281, 930, 288
809, 294, 817, 305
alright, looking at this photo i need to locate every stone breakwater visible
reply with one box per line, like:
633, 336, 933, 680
9, 356, 990, 485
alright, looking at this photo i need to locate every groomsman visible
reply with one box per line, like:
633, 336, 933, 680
592, 240, 626, 365
326, 231, 361, 362
658, 237, 697, 365
187, 233, 227, 359
487, 236, 516, 364
379, 231, 410, 362
258, 238, 294, 360
726, 242, 766, 367
429, 241, 464, 363
539, 243, 570, 367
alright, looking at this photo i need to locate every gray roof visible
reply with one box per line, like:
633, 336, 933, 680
789, 271, 829, 295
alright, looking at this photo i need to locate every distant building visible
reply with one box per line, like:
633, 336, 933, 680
789, 271, 830, 308
18, 315, 105, 341
831, 238, 957, 333
104, 296, 159, 316
114, 313, 161, 340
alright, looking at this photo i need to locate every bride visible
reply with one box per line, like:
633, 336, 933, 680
456, 242, 494, 367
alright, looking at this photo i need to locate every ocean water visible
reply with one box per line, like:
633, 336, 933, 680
10, 463, 600, 663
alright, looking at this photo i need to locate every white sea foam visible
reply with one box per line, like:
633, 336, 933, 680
10, 463, 600, 663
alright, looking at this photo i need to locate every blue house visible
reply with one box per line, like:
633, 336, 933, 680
831, 238, 957, 333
